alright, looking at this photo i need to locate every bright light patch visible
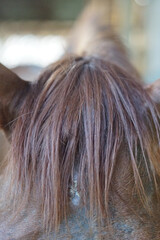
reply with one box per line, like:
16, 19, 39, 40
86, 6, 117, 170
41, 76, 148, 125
0, 34, 66, 68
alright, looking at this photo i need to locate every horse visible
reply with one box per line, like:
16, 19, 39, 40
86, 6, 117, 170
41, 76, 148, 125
0, 1, 160, 239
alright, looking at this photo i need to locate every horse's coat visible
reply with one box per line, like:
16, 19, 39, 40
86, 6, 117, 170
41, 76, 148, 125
0, 1, 160, 240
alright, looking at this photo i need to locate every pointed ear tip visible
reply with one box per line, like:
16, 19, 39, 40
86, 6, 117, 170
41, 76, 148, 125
0, 63, 29, 87
0, 63, 30, 136
0, 63, 11, 71
146, 78, 160, 104
0, 62, 30, 100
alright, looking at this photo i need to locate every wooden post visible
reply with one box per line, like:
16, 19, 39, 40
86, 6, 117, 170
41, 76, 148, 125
146, 0, 160, 82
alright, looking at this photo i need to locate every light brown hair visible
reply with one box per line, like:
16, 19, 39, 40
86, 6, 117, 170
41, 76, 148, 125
7, 54, 160, 231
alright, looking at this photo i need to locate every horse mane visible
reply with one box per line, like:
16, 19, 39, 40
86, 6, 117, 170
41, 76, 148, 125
5, 55, 160, 231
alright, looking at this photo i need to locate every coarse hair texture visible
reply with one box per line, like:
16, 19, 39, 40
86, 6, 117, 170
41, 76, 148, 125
7, 55, 160, 231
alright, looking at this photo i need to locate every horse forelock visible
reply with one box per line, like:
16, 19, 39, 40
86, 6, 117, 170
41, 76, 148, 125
6, 55, 160, 231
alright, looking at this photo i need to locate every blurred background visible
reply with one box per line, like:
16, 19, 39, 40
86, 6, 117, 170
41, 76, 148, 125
0, 0, 160, 82
0, 0, 160, 161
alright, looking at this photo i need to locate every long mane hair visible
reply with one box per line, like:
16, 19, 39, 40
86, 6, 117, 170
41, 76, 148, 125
5, 54, 160, 231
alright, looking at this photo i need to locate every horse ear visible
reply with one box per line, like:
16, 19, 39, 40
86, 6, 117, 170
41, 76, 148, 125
0, 63, 30, 137
146, 79, 160, 106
